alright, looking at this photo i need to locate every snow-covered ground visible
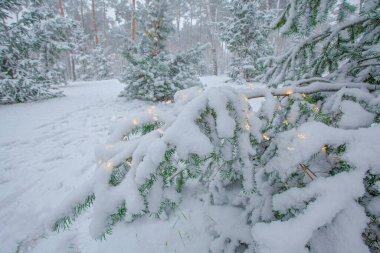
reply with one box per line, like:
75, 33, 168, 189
0, 77, 242, 253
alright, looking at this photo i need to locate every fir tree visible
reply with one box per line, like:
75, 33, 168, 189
119, 0, 203, 102
220, 0, 275, 83
0, 1, 75, 104
262, 0, 380, 85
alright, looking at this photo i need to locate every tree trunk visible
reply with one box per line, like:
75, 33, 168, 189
176, 0, 181, 51
58, 0, 65, 17
203, 0, 218, 75
81, 0, 85, 29
131, 0, 136, 41
103, 0, 108, 45
189, 0, 193, 47
71, 55, 76, 81
92, 0, 99, 46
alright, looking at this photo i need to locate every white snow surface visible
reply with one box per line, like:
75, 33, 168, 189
1, 76, 259, 253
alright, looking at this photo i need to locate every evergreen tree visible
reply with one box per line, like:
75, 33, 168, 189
119, 0, 203, 102
0, 1, 75, 104
262, 0, 380, 85
220, 0, 275, 83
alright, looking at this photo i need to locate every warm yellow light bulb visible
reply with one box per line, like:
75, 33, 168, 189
312, 106, 320, 113
287, 146, 295, 151
244, 123, 251, 130
263, 134, 271, 141
297, 133, 306, 140
132, 119, 140, 125
321, 146, 328, 152
283, 120, 289, 125
286, 89, 294, 96
106, 161, 114, 170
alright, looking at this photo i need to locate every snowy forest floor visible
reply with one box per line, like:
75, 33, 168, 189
0, 76, 260, 253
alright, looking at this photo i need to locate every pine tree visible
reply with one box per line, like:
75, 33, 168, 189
262, 0, 380, 85
119, 0, 203, 102
0, 1, 75, 104
220, 0, 275, 83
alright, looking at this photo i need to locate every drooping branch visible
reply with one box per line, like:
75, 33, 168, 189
241, 82, 379, 99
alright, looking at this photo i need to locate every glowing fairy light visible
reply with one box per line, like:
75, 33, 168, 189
302, 93, 307, 98
287, 146, 295, 151
263, 134, 271, 141
147, 106, 156, 115
297, 133, 306, 140
132, 118, 140, 125
106, 161, 114, 171
244, 122, 251, 130
312, 106, 320, 113
286, 89, 294, 96
243, 96, 249, 102
283, 120, 289, 125
126, 161, 132, 167
321, 146, 328, 152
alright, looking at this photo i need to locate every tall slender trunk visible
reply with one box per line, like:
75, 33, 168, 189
58, 0, 65, 17
189, 0, 193, 47
176, 0, 181, 51
71, 55, 76, 81
131, 0, 136, 41
92, 0, 99, 46
81, 0, 85, 29
103, 0, 108, 45
203, 0, 218, 75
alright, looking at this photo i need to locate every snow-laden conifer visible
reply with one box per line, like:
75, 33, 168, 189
119, 0, 203, 102
262, 0, 380, 85
220, 0, 275, 83
0, 1, 75, 103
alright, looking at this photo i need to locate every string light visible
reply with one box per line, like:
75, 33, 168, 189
243, 96, 249, 102
302, 93, 307, 98
312, 106, 320, 113
126, 161, 132, 167
287, 146, 295, 151
244, 122, 251, 130
263, 134, 271, 141
321, 145, 328, 152
297, 133, 306, 140
106, 161, 114, 171
132, 118, 140, 125
181, 94, 188, 101
147, 106, 156, 115
283, 120, 289, 125
286, 89, 294, 96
